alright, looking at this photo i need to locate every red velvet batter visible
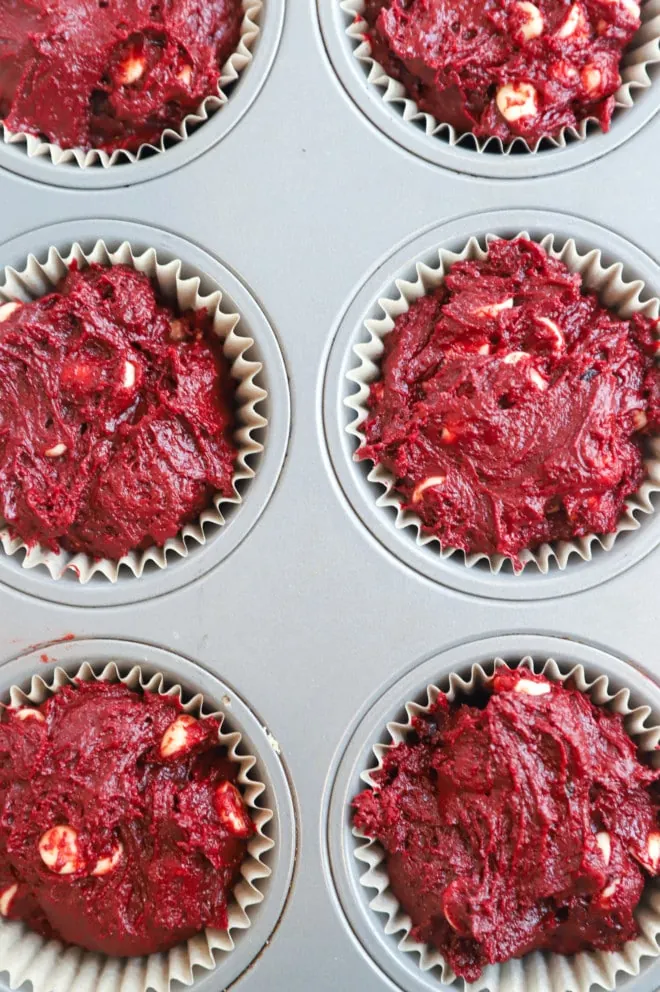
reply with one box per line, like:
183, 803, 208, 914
0, 0, 243, 153
0, 264, 237, 561
0, 681, 254, 957
362, 0, 641, 142
353, 668, 660, 980
357, 238, 660, 566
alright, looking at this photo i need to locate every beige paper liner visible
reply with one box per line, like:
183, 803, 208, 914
353, 657, 660, 991
345, 232, 660, 574
0, 240, 267, 582
0, 0, 262, 168
0, 661, 274, 992
341, 0, 660, 153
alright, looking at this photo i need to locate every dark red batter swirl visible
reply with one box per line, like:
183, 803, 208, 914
357, 238, 660, 566
0, 681, 255, 957
0, 264, 237, 561
0, 0, 244, 153
362, 0, 641, 142
353, 668, 660, 980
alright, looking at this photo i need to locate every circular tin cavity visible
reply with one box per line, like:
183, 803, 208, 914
0, 220, 290, 608
0, 637, 297, 992
324, 633, 660, 992
321, 209, 660, 602
0, 0, 285, 191
316, 0, 660, 179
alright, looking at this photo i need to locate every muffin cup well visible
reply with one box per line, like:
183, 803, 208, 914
353, 656, 660, 991
0, 660, 274, 992
340, 0, 660, 154
0, 240, 267, 583
0, 0, 262, 168
345, 232, 660, 574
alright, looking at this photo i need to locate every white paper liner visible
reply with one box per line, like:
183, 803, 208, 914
0, 239, 267, 582
345, 232, 660, 574
0, 0, 262, 168
353, 656, 660, 991
341, 0, 660, 153
0, 661, 274, 992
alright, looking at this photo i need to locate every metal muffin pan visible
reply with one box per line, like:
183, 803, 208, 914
2, 4, 660, 991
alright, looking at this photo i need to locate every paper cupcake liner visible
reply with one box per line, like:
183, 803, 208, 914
0, 660, 274, 992
0, 0, 262, 168
0, 239, 267, 582
345, 232, 660, 574
340, 0, 660, 153
353, 656, 660, 991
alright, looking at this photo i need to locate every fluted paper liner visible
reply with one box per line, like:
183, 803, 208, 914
345, 232, 660, 574
341, 0, 660, 153
0, 1, 262, 168
0, 661, 274, 992
353, 657, 660, 991
0, 239, 267, 582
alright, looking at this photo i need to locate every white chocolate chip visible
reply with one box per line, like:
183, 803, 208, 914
412, 475, 446, 502
477, 343, 491, 356
0, 302, 21, 323
552, 60, 579, 83
440, 427, 456, 443
582, 65, 603, 96
159, 714, 199, 759
535, 316, 565, 350
516, 1, 545, 40
214, 781, 252, 837
496, 81, 539, 122
91, 840, 123, 877
596, 831, 612, 865
122, 361, 136, 390
556, 3, 586, 38
475, 298, 514, 318
0, 884, 17, 917
118, 56, 146, 86
648, 832, 660, 871
177, 65, 192, 86
502, 351, 529, 365
169, 318, 187, 341
633, 410, 648, 430
513, 679, 552, 696
602, 879, 619, 899
38, 825, 81, 875
14, 708, 45, 723
44, 443, 67, 458
529, 368, 549, 391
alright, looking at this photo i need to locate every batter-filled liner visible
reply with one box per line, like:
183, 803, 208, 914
353, 656, 660, 991
0, 240, 267, 582
345, 232, 660, 574
340, 0, 660, 154
0, 661, 274, 992
0, 0, 262, 168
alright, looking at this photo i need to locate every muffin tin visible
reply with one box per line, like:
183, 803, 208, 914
2, 3, 660, 991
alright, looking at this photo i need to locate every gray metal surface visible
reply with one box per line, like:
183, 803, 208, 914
0, 3, 660, 990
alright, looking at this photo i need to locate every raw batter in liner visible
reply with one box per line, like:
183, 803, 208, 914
362, 0, 641, 142
0, 0, 244, 152
353, 667, 660, 980
0, 681, 254, 957
0, 263, 237, 561
357, 238, 660, 567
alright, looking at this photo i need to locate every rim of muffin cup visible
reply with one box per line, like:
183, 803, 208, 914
0, 238, 267, 583
345, 230, 660, 576
0, 660, 274, 992
352, 655, 660, 992
0, 0, 262, 169
339, 0, 660, 155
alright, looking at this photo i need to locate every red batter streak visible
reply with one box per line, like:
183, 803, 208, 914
357, 238, 660, 566
0, 0, 243, 152
353, 668, 660, 980
362, 0, 641, 142
0, 681, 254, 957
0, 264, 237, 561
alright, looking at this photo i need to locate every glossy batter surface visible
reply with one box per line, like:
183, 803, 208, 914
0, 681, 254, 957
0, 0, 244, 152
362, 0, 641, 142
353, 668, 660, 980
357, 238, 660, 565
0, 264, 237, 561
